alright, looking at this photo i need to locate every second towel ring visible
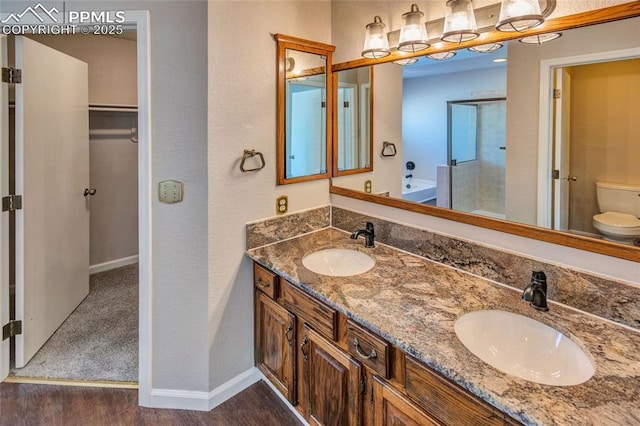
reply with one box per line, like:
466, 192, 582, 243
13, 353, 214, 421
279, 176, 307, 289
381, 141, 397, 157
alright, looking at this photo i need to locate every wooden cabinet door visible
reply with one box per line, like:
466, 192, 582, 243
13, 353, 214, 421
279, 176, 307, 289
255, 291, 296, 404
373, 376, 440, 426
301, 324, 362, 426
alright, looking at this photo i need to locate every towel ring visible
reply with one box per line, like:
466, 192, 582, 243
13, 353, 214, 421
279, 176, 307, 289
381, 141, 397, 157
240, 149, 266, 172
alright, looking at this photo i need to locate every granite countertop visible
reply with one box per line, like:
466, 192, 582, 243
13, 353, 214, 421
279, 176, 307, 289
246, 228, 640, 426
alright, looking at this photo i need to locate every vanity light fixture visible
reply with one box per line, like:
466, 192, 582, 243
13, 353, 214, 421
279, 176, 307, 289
285, 57, 295, 72
393, 57, 419, 66
495, 0, 544, 32
468, 42, 503, 53
519, 32, 562, 44
426, 51, 457, 60
398, 4, 430, 53
362, 16, 391, 59
441, 0, 479, 43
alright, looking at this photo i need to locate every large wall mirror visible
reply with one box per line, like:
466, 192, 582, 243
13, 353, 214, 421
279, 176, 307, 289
333, 67, 374, 176
276, 34, 335, 185
330, 4, 640, 261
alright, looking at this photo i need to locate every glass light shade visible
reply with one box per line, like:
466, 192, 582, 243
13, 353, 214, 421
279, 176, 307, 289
362, 16, 391, 59
393, 57, 419, 66
441, 0, 479, 43
468, 43, 503, 53
496, 0, 544, 32
398, 4, 430, 53
519, 32, 562, 44
427, 51, 457, 60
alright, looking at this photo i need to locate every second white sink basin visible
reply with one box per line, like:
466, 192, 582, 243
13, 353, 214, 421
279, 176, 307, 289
302, 248, 375, 277
454, 310, 594, 386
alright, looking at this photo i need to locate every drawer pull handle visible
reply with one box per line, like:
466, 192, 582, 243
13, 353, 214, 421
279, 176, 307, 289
285, 323, 293, 347
353, 338, 377, 360
301, 335, 309, 361
257, 277, 270, 289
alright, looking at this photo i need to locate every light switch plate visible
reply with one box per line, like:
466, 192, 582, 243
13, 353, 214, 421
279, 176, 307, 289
159, 180, 184, 204
364, 180, 372, 193
276, 195, 288, 215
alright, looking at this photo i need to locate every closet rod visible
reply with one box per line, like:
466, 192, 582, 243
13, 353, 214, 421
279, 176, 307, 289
89, 104, 138, 112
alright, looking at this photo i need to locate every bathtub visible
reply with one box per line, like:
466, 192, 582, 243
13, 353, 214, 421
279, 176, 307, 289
402, 178, 437, 203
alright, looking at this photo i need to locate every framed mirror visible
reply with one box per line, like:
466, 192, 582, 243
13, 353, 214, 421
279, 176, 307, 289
333, 67, 373, 176
275, 34, 335, 185
329, 4, 640, 262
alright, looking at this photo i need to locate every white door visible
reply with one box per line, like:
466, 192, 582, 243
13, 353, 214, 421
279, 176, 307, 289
553, 68, 572, 231
0, 35, 9, 381
14, 36, 89, 368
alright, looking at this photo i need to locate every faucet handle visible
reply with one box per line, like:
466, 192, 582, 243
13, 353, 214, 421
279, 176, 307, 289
365, 222, 375, 235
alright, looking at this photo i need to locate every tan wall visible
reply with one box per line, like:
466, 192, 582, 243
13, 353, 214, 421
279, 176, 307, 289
568, 58, 640, 234
26, 34, 139, 266
27, 34, 137, 105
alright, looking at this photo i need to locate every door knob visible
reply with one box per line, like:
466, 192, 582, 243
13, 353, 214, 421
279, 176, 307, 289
565, 175, 577, 182
83, 188, 97, 196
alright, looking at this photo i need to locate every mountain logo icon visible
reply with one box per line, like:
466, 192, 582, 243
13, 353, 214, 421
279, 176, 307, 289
1, 3, 60, 24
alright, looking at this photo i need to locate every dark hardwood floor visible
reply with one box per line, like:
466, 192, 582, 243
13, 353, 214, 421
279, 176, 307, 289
0, 380, 303, 426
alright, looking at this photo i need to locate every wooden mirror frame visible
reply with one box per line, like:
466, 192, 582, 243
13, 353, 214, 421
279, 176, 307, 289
329, 3, 640, 262
332, 67, 374, 177
275, 34, 335, 185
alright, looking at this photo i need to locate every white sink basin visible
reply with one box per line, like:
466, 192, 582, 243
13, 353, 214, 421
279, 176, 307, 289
302, 248, 375, 277
454, 310, 594, 386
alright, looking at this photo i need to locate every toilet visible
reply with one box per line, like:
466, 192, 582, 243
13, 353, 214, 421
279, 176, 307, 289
592, 182, 640, 245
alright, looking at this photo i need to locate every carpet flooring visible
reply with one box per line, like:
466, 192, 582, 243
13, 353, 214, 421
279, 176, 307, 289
10, 264, 138, 382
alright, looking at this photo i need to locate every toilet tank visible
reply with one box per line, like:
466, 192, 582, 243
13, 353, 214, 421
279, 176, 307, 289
596, 182, 640, 217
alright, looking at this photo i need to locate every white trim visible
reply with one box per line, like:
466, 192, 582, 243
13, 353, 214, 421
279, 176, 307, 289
536, 47, 640, 228
125, 10, 153, 409
89, 255, 139, 274
0, 35, 9, 382
259, 371, 309, 425
146, 368, 263, 411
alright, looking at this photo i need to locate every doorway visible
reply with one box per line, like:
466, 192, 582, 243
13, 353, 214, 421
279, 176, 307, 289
1, 11, 151, 396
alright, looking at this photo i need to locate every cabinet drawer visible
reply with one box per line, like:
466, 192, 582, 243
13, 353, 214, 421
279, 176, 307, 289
405, 356, 515, 426
254, 263, 278, 299
282, 281, 337, 341
346, 320, 390, 378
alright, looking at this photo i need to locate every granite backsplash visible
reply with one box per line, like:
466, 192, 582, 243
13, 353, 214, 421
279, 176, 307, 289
332, 206, 640, 331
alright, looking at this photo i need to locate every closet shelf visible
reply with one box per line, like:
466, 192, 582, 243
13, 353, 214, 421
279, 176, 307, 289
89, 104, 138, 112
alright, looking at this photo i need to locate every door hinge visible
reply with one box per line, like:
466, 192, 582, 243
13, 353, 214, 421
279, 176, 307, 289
2, 67, 22, 84
552, 169, 560, 179
2, 195, 23, 212
2, 320, 22, 341
451, 159, 457, 166
553, 89, 561, 99
344, 101, 350, 108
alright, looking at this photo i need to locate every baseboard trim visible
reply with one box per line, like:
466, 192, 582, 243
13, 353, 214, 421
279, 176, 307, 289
89, 255, 139, 274
258, 371, 309, 425
144, 367, 263, 411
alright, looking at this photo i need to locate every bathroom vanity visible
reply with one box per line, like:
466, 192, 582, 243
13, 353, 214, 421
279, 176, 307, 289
247, 227, 640, 425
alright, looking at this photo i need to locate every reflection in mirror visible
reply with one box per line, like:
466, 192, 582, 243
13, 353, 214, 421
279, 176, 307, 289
285, 49, 327, 179
275, 34, 335, 185
447, 98, 506, 218
330, 10, 640, 261
333, 67, 373, 176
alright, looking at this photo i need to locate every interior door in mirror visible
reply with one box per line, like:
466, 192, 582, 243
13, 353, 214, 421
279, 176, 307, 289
275, 34, 335, 185
333, 67, 373, 176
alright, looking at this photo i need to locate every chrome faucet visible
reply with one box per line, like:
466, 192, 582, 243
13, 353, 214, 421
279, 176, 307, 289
351, 222, 375, 248
522, 271, 549, 311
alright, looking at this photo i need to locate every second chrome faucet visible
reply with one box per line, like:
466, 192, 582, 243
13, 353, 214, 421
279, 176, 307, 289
351, 222, 375, 248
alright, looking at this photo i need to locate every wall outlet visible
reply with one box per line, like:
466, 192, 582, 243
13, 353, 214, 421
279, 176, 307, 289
158, 180, 184, 204
364, 180, 372, 193
276, 195, 288, 215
